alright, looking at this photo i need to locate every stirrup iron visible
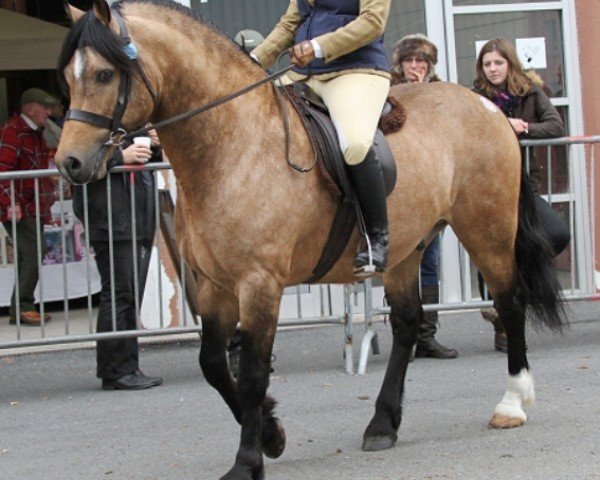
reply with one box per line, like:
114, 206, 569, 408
354, 234, 377, 276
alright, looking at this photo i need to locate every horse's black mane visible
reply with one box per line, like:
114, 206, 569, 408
57, 4, 134, 97
57, 0, 249, 96
120, 0, 216, 29
118, 0, 251, 56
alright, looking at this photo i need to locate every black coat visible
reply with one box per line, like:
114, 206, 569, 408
73, 143, 163, 243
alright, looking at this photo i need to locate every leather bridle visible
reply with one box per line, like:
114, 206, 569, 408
62, 8, 314, 173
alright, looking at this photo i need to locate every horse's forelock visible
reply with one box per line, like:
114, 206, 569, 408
58, 7, 136, 97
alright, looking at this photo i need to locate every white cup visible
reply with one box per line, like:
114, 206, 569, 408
133, 136, 152, 149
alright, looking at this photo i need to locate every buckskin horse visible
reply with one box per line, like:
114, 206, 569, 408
55, 1, 564, 479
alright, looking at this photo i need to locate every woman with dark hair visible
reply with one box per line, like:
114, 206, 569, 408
389, 34, 458, 360
473, 38, 564, 143
472, 38, 570, 352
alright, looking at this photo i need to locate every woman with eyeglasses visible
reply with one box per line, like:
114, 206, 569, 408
389, 34, 458, 360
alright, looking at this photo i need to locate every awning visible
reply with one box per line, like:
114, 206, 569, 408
0, 8, 69, 71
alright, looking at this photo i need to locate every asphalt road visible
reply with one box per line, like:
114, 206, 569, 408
1, 303, 600, 480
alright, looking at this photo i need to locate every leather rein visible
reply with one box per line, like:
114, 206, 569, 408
64, 8, 315, 174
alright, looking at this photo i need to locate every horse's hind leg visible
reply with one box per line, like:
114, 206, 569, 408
453, 221, 533, 429
218, 273, 283, 480
362, 252, 422, 451
488, 286, 534, 429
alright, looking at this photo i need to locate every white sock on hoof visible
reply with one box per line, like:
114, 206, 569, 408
494, 368, 535, 419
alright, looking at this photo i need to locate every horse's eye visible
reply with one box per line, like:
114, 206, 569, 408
96, 70, 114, 84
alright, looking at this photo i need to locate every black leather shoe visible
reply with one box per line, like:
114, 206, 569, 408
102, 372, 163, 390
415, 338, 458, 359
134, 370, 163, 387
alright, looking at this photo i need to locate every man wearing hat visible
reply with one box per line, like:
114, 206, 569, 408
0, 88, 58, 326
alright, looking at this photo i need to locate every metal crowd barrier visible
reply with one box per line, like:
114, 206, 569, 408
0, 164, 353, 358
1, 136, 599, 375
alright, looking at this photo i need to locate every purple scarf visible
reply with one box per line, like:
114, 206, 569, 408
491, 90, 521, 115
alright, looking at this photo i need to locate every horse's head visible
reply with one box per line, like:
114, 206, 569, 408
55, 0, 156, 184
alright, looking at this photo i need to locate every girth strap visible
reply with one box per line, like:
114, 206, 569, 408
305, 201, 356, 283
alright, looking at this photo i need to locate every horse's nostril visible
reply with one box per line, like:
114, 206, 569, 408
66, 156, 83, 172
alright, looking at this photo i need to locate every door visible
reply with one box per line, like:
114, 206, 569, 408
438, 0, 590, 301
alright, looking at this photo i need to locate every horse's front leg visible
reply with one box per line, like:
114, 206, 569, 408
198, 280, 241, 421
363, 256, 422, 451
220, 275, 283, 480
488, 290, 534, 428
197, 278, 285, 475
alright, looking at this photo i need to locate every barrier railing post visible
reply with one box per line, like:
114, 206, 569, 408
343, 284, 354, 374
358, 278, 378, 375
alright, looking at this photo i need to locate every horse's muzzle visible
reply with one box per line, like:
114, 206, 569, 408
57, 146, 111, 185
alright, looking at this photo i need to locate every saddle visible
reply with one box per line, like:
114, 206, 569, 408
283, 85, 399, 283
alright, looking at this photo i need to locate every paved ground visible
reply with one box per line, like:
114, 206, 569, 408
1, 303, 600, 480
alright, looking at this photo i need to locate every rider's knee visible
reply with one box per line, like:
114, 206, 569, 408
343, 139, 372, 166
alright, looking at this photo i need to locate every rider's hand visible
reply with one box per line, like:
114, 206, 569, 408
122, 144, 152, 164
290, 41, 315, 68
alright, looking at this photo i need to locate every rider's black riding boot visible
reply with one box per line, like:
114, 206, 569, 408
348, 148, 389, 274
415, 285, 458, 359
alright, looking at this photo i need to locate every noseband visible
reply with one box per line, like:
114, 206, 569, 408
64, 8, 157, 146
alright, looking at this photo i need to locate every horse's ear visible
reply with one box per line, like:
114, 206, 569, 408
92, 0, 112, 26
64, 2, 85, 23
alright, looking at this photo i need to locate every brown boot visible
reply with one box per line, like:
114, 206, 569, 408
9, 310, 46, 326
481, 308, 507, 353
415, 285, 458, 359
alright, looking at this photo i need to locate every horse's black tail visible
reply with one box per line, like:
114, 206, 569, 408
515, 163, 566, 331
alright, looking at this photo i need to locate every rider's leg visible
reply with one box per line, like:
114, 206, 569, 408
308, 73, 391, 273
347, 150, 389, 272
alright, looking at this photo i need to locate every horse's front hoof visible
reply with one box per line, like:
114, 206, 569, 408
262, 416, 286, 459
488, 413, 526, 429
362, 433, 398, 452
220, 463, 265, 480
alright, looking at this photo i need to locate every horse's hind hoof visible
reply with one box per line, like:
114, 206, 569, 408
262, 417, 286, 459
488, 413, 526, 429
362, 433, 397, 452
